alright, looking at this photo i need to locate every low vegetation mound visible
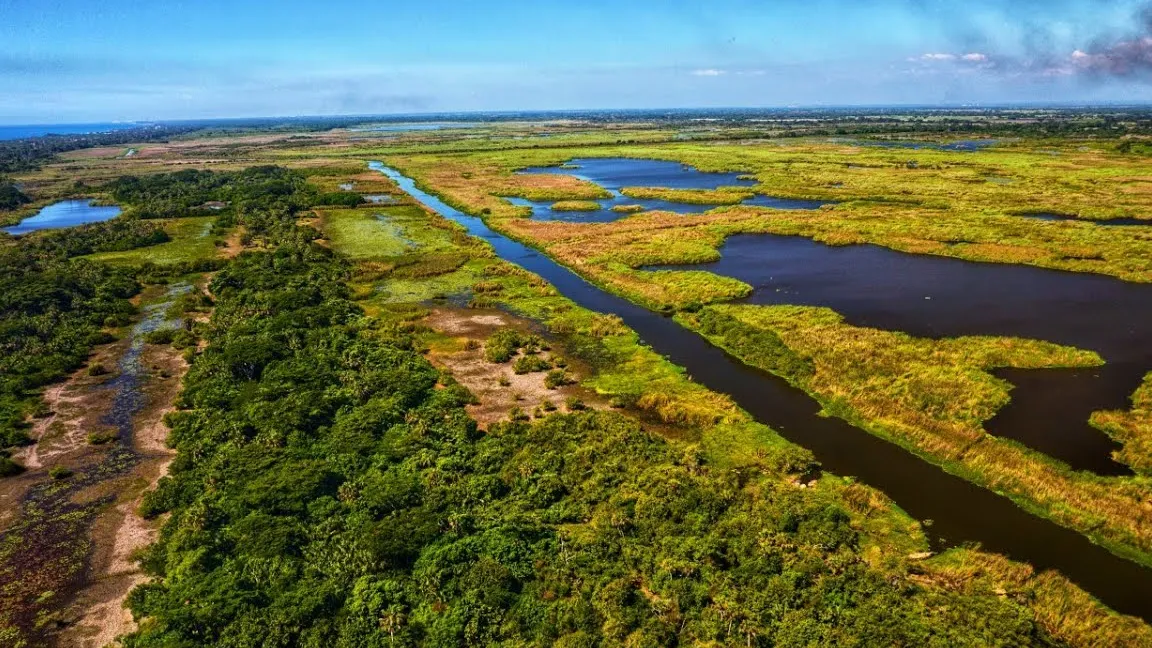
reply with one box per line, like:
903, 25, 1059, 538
551, 199, 601, 212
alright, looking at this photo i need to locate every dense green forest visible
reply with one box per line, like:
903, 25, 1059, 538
107, 166, 318, 219
0, 228, 140, 453
0, 167, 319, 467
0, 181, 29, 210
122, 168, 1066, 647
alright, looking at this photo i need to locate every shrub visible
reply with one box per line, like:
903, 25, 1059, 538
544, 369, 572, 389
484, 329, 523, 363
315, 192, 365, 207
145, 329, 176, 345
171, 329, 198, 349
87, 431, 117, 445
0, 456, 24, 477
48, 466, 72, 480
513, 355, 552, 375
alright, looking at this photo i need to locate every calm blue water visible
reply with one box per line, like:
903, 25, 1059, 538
3, 200, 122, 235
512, 158, 828, 221
520, 158, 756, 190
0, 123, 140, 141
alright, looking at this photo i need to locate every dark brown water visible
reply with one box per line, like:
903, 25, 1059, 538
649, 234, 1152, 476
373, 161, 1152, 623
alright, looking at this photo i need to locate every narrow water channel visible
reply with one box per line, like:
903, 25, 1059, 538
370, 161, 1152, 622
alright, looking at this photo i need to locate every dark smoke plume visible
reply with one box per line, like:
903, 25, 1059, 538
1067, 4, 1152, 78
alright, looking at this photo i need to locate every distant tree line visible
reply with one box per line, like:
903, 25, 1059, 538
0, 125, 205, 174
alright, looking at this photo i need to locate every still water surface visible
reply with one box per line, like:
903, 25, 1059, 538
2, 200, 122, 235
513, 158, 828, 221
649, 233, 1152, 475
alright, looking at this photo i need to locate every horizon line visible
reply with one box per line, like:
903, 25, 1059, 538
6, 101, 1152, 127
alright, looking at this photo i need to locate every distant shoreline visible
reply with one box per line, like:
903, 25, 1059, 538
0, 123, 141, 141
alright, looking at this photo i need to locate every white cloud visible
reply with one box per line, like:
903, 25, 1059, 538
962, 53, 988, 62
921, 53, 956, 61
691, 69, 726, 76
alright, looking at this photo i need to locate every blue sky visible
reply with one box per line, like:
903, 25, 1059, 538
3, 0, 1152, 123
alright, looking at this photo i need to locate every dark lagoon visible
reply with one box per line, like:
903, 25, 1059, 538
650, 233, 1152, 475
2, 200, 122, 235
512, 158, 828, 221
372, 160, 1152, 622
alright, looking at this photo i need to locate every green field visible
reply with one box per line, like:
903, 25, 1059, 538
84, 216, 220, 265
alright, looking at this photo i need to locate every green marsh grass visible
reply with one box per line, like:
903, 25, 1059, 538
84, 216, 220, 266
550, 199, 601, 211
1092, 372, 1152, 476
678, 303, 1152, 567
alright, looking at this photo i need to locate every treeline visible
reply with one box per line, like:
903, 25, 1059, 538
124, 169, 1064, 646
0, 115, 428, 176
0, 125, 203, 174
107, 166, 318, 219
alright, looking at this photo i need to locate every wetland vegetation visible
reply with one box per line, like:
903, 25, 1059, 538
5, 110, 1152, 646
120, 161, 1151, 646
371, 130, 1152, 572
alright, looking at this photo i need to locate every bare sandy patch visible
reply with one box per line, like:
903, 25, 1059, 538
50, 342, 184, 648
423, 309, 605, 427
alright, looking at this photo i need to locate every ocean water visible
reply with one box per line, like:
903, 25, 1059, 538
0, 123, 140, 141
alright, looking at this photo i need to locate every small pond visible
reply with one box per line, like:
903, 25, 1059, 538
3, 199, 122, 235
365, 194, 402, 205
